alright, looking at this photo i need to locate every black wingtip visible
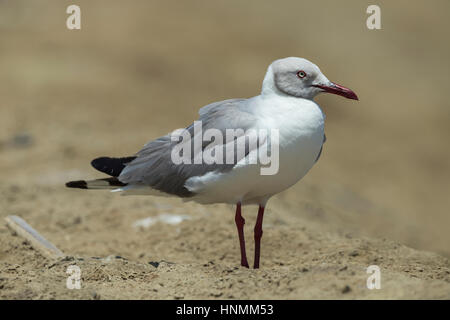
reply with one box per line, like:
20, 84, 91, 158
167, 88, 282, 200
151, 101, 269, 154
91, 156, 136, 177
90, 157, 107, 170
65, 180, 88, 189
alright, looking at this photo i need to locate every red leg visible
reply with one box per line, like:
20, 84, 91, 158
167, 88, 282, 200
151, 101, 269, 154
234, 203, 249, 268
253, 205, 265, 269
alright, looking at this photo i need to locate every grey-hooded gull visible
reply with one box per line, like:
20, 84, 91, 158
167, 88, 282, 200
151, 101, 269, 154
66, 57, 358, 268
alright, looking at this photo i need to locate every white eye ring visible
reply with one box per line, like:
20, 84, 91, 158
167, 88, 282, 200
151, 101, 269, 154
297, 70, 307, 79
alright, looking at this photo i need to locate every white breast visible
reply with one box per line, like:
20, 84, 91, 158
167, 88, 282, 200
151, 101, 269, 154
187, 96, 325, 205
245, 96, 325, 199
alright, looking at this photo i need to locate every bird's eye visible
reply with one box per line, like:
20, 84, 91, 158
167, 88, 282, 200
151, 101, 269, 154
297, 70, 307, 79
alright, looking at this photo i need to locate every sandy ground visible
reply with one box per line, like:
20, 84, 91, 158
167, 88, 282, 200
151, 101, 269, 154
1, 1, 450, 299
1, 186, 450, 299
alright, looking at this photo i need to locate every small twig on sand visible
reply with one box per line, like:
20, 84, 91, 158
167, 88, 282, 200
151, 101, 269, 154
5, 215, 65, 260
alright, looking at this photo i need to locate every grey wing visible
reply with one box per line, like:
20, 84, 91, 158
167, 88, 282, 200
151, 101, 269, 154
118, 98, 259, 197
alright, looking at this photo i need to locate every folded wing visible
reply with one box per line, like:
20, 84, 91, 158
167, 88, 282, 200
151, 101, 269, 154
118, 98, 260, 197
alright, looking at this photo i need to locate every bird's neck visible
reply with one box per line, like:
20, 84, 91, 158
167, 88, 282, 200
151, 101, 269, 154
260, 66, 287, 98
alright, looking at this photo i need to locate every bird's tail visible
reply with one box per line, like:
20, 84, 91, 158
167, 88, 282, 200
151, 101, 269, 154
65, 177, 127, 190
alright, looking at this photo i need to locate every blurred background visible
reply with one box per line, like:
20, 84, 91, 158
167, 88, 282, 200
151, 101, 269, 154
0, 0, 449, 259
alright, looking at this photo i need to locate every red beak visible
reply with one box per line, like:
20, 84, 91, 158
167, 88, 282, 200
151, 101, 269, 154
313, 82, 359, 100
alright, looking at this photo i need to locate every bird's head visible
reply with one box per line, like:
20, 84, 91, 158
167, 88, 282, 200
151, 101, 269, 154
263, 57, 358, 101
